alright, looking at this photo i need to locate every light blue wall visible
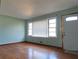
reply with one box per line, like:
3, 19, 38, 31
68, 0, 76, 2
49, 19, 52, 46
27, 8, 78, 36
0, 15, 25, 45
25, 7, 78, 47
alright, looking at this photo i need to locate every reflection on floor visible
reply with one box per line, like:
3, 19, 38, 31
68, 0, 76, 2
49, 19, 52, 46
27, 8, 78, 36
0, 42, 78, 59
28, 48, 58, 59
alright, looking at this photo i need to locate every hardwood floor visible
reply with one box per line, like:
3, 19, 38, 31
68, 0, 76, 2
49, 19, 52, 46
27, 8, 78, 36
0, 42, 78, 59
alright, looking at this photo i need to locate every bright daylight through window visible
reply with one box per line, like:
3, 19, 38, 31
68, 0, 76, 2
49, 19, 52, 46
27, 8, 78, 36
28, 17, 57, 37
48, 18, 56, 37
28, 22, 32, 36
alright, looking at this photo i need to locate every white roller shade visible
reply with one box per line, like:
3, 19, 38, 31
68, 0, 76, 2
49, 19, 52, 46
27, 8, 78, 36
32, 19, 48, 37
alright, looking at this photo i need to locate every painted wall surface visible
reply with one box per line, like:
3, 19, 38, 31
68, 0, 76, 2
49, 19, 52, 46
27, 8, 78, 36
0, 16, 25, 45
25, 7, 78, 47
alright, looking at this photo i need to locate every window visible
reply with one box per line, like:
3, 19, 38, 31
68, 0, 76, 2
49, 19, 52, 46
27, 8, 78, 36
32, 20, 48, 37
28, 22, 32, 36
66, 16, 78, 21
48, 18, 56, 37
27, 17, 57, 38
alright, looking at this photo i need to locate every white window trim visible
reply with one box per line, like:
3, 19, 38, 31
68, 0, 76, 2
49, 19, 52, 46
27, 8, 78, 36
48, 17, 57, 38
28, 22, 32, 36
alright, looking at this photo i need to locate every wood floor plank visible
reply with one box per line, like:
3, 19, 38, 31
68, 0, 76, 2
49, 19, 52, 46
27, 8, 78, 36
0, 42, 78, 59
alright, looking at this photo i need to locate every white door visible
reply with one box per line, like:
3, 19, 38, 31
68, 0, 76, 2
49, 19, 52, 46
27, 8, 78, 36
63, 14, 78, 51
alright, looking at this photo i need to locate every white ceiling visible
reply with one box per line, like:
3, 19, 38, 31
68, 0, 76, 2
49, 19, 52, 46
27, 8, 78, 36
0, 0, 77, 19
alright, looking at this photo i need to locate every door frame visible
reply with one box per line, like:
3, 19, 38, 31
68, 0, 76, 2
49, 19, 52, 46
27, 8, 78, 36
61, 13, 78, 49
61, 16, 64, 49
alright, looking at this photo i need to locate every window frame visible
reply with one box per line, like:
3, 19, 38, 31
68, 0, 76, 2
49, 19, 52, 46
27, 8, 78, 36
66, 16, 78, 21
28, 22, 32, 36
48, 17, 57, 38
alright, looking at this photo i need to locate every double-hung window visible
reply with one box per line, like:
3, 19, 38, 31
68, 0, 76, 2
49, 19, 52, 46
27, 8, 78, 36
48, 18, 56, 37
28, 22, 32, 36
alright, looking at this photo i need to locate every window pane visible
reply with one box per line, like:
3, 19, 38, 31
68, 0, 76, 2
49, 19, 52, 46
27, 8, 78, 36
29, 23, 32, 27
29, 26, 32, 29
66, 16, 77, 21
28, 23, 32, 29
49, 23, 56, 27
49, 28, 56, 32
49, 32, 56, 37
49, 19, 56, 23
28, 22, 32, 36
28, 27, 32, 30
28, 32, 32, 35
28, 30, 32, 33
32, 20, 48, 37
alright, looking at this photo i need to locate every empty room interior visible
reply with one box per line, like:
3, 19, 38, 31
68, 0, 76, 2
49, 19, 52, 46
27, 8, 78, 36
0, 0, 78, 59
